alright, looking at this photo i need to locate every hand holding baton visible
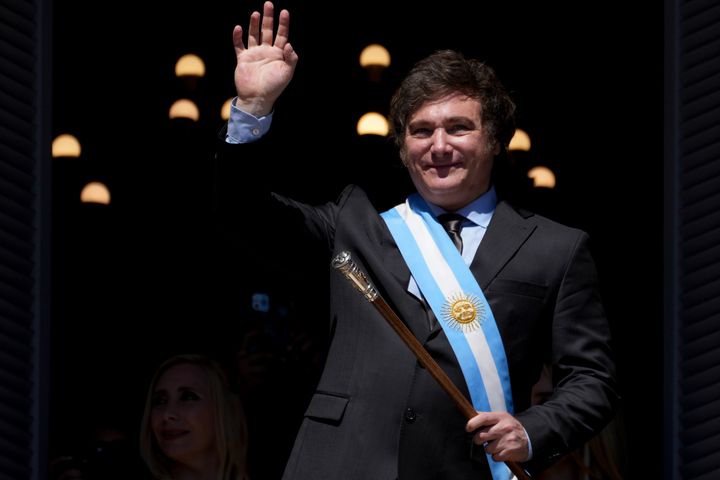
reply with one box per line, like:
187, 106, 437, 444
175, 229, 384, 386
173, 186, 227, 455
331, 251, 531, 480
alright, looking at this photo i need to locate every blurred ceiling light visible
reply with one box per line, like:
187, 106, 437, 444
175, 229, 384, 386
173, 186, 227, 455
359, 44, 391, 68
357, 112, 389, 136
175, 54, 206, 77
169, 99, 200, 121
527, 166, 556, 188
52, 134, 81, 158
360, 44, 391, 82
80, 181, 111, 205
221, 97, 233, 120
509, 128, 531, 151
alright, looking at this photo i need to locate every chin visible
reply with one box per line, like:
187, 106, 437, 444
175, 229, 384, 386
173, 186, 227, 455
426, 181, 463, 198
428, 169, 464, 185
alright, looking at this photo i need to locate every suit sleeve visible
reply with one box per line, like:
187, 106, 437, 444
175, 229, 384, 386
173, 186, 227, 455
516, 231, 620, 474
212, 125, 344, 258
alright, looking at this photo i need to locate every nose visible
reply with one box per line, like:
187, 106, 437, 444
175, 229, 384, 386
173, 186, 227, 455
161, 406, 178, 421
430, 129, 451, 154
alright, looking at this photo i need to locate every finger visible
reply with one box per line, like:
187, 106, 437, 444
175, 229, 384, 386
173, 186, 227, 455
465, 412, 490, 432
247, 10, 261, 47
260, 1, 275, 45
284, 43, 298, 68
274, 8, 290, 49
490, 445, 513, 462
233, 25, 246, 52
466, 418, 478, 432
472, 428, 493, 446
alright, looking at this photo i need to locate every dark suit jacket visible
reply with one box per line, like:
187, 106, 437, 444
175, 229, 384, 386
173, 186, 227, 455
216, 139, 619, 480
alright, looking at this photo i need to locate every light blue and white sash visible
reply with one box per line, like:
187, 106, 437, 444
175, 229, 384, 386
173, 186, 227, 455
381, 193, 514, 480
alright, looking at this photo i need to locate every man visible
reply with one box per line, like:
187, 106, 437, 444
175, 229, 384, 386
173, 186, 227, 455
217, 2, 619, 479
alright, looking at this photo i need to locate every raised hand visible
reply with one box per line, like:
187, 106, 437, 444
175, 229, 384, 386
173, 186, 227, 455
233, 1, 298, 117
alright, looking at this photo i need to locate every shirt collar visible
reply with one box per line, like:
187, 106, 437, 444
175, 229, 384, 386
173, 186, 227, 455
427, 186, 497, 228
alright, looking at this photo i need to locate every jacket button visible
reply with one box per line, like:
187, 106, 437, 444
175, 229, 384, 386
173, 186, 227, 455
404, 408, 416, 423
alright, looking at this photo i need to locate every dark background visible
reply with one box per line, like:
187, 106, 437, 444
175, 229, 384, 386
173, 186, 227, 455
50, 1, 663, 478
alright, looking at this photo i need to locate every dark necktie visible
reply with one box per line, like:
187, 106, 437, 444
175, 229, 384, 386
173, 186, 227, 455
437, 213, 465, 253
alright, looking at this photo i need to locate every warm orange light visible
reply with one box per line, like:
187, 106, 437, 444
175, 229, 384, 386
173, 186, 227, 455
175, 54, 206, 77
527, 166, 556, 188
359, 44, 391, 68
169, 99, 200, 121
356, 112, 389, 136
52, 134, 82, 158
80, 181, 111, 205
221, 97, 233, 120
509, 128, 531, 151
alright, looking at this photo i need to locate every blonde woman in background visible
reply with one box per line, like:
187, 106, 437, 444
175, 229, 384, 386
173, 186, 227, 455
139, 353, 249, 480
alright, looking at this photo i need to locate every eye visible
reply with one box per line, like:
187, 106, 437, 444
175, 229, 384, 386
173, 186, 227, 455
180, 391, 201, 401
447, 124, 472, 135
408, 127, 432, 138
151, 394, 168, 407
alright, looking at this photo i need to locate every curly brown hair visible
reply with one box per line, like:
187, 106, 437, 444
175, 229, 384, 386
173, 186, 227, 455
389, 49, 516, 160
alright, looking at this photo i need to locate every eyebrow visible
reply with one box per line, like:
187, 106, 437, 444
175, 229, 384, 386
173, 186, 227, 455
153, 385, 200, 395
408, 115, 475, 127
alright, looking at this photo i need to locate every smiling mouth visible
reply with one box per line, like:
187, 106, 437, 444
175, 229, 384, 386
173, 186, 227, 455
426, 163, 461, 174
161, 430, 189, 440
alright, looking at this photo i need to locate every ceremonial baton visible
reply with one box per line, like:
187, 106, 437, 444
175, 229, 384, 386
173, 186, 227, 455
331, 250, 531, 480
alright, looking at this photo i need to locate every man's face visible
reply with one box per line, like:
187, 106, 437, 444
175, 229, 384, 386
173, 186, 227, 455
402, 93, 498, 211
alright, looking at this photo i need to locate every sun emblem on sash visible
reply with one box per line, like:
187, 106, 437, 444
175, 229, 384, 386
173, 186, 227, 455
441, 292, 484, 332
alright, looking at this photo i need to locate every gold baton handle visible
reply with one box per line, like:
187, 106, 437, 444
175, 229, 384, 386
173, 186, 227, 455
331, 251, 378, 302
331, 251, 531, 480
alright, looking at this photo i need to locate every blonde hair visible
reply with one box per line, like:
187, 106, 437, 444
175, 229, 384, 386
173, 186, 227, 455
139, 354, 248, 480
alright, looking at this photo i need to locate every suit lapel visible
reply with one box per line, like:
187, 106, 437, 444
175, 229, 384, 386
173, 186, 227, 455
470, 201, 535, 289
